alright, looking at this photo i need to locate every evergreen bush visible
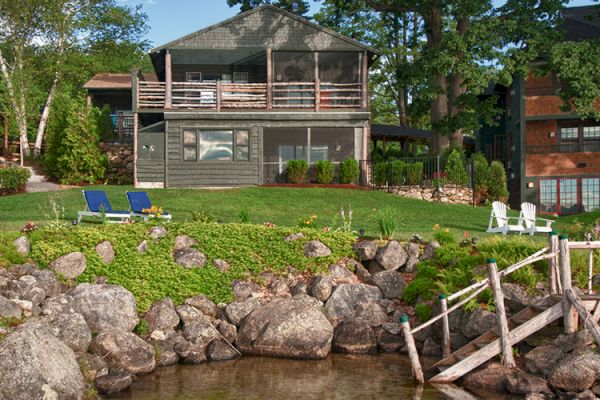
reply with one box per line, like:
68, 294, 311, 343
444, 149, 469, 185
314, 160, 334, 184
405, 162, 424, 185
0, 166, 30, 194
472, 152, 491, 203
339, 158, 359, 184
373, 161, 388, 186
286, 160, 308, 184
488, 161, 509, 202
389, 160, 405, 186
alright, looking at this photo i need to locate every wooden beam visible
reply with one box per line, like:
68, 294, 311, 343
588, 244, 594, 295
548, 233, 559, 294
401, 315, 424, 384
566, 288, 600, 345
216, 80, 221, 112
560, 236, 578, 334
439, 294, 451, 358
165, 50, 172, 109
314, 52, 320, 112
131, 69, 139, 112
266, 48, 272, 110
488, 259, 515, 368
133, 112, 138, 188
361, 51, 368, 110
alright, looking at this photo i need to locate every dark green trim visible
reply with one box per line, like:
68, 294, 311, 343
399, 315, 409, 323
525, 114, 578, 122
559, 234, 568, 240
487, 258, 496, 264
438, 294, 447, 300
549, 231, 557, 236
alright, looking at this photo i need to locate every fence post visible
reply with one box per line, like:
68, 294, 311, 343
586, 234, 594, 295
400, 315, 424, 384
559, 235, 578, 334
548, 232, 559, 294
487, 258, 516, 368
439, 294, 451, 358
117, 112, 124, 141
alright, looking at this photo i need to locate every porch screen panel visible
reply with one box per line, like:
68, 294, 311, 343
273, 52, 315, 82
582, 178, 600, 212
318, 52, 360, 84
539, 179, 557, 213
559, 178, 578, 214
310, 128, 355, 162
263, 128, 308, 183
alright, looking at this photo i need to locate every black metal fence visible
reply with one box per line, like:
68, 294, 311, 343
100, 113, 134, 143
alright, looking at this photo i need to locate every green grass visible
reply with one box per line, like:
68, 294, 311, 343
0, 185, 508, 239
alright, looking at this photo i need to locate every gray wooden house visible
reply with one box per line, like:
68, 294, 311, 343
132, 5, 378, 188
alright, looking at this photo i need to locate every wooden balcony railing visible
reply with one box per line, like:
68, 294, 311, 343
527, 139, 600, 154
136, 81, 364, 111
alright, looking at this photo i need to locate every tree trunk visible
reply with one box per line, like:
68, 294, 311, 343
15, 47, 30, 159
0, 49, 29, 163
34, 71, 59, 158
448, 17, 469, 149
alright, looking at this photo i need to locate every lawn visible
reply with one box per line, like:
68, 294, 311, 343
1, 185, 520, 239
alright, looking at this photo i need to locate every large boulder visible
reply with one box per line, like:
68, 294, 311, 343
328, 264, 356, 284
374, 241, 407, 270
185, 294, 218, 318
462, 362, 515, 393
324, 284, 383, 327
303, 240, 332, 258
13, 236, 30, 256
421, 240, 440, 261
0, 327, 86, 400
504, 373, 552, 396
461, 308, 496, 339
144, 298, 180, 335
354, 241, 378, 261
207, 339, 240, 361
224, 298, 261, 326
173, 248, 206, 268
232, 280, 263, 301
174, 235, 197, 250
237, 296, 333, 359
176, 304, 212, 326
308, 275, 333, 302
332, 319, 377, 354
523, 344, 565, 377
22, 313, 92, 352
148, 226, 167, 240
95, 371, 133, 395
501, 283, 543, 313
91, 329, 156, 374
30, 269, 60, 298
0, 295, 22, 319
548, 349, 600, 392
49, 252, 86, 279
95, 241, 115, 264
71, 283, 139, 332
371, 270, 405, 299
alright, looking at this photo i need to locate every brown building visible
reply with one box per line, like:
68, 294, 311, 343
477, 5, 600, 215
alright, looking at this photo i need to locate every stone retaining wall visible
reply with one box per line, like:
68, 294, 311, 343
101, 143, 133, 184
388, 185, 473, 205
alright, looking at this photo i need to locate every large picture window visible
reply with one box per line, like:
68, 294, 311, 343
539, 177, 600, 214
182, 129, 249, 162
583, 178, 600, 212
540, 179, 557, 213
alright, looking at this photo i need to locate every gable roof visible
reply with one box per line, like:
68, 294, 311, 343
84, 73, 157, 90
150, 5, 379, 56
561, 5, 600, 41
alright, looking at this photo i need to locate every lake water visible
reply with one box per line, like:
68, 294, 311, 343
103, 354, 495, 400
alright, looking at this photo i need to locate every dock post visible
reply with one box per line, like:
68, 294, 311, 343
439, 294, 451, 358
559, 235, 578, 334
487, 258, 515, 368
400, 315, 424, 384
548, 232, 559, 294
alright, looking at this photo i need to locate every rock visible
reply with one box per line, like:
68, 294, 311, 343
185, 294, 218, 318
368, 260, 385, 275
144, 298, 180, 334
450, 332, 469, 351
95, 371, 133, 395
95, 241, 115, 264
404, 257, 419, 273
41, 294, 75, 315
0, 327, 85, 400
237, 296, 333, 359
174, 235, 197, 250
71, 283, 139, 332
0, 295, 21, 319
375, 241, 407, 270
354, 262, 372, 284
224, 298, 261, 326
284, 232, 304, 242
13, 236, 30, 255
462, 362, 514, 393
13, 299, 33, 317
213, 259, 230, 272
501, 283, 543, 313
49, 252, 86, 279
303, 240, 332, 258
421, 337, 441, 357
376, 329, 404, 352
30, 269, 60, 298
354, 241, 378, 261
328, 264, 356, 284
524, 344, 564, 377
79, 353, 108, 381
372, 270, 405, 299
207, 339, 240, 361
461, 308, 496, 339
137, 240, 149, 253
176, 305, 212, 326
405, 242, 420, 259
8, 263, 37, 277
505, 373, 551, 395
148, 226, 167, 240
325, 284, 383, 327
576, 390, 597, 400
548, 349, 600, 392
173, 248, 206, 268
290, 281, 308, 296
218, 320, 237, 343
355, 301, 388, 327
553, 330, 593, 353
232, 280, 263, 301
421, 240, 440, 260
332, 319, 377, 354
91, 329, 156, 374
182, 321, 221, 347
26, 313, 91, 352
269, 279, 291, 297
308, 275, 333, 302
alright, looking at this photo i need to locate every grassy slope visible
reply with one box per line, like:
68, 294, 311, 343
0, 186, 504, 239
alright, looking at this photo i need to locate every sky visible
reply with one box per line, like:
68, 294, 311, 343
120, 0, 598, 49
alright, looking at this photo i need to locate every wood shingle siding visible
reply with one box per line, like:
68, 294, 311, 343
137, 160, 165, 182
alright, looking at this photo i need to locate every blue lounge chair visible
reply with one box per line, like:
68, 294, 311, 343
126, 191, 172, 221
76, 190, 131, 223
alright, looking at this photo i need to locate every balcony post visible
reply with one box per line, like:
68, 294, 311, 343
266, 48, 272, 110
131, 68, 139, 112
117, 112, 124, 141
361, 51, 368, 110
216, 80, 221, 112
165, 50, 172, 109
314, 52, 320, 111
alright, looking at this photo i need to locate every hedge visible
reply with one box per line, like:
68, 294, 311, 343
0, 166, 30, 195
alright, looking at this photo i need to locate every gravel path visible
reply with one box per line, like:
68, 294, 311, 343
24, 166, 65, 193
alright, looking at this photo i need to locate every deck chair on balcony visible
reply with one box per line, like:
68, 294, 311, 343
76, 190, 131, 224
126, 191, 172, 221
520, 202, 554, 236
486, 201, 525, 235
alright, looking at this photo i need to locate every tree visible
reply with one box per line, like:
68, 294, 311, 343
226, 0, 311, 17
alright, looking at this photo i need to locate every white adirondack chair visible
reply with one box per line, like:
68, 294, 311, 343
520, 202, 554, 236
486, 201, 525, 235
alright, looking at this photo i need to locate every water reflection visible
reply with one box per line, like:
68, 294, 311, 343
104, 354, 480, 400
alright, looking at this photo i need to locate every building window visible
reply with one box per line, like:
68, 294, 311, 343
583, 126, 600, 139
560, 127, 578, 140
540, 179, 557, 213
183, 130, 197, 161
582, 178, 600, 212
310, 145, 328, 161
185, 72, 202, 82
199, 131, 233, 161
560, 178, 578, 214
236, 130, 249, 161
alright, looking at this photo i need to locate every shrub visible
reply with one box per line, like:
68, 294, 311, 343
339, 158, 359, 184
0, 166, 30, 195
373, 161, 388, 186
314, 160, 334, 184
488, 161, 509, 202
444, 149, 468, 186
375, 207, 397, 239
286, 160, 308, 184
389, 160, 405, 186
405, 162, 424, 185
415, 303, 433, 322
472, 152, 491, 203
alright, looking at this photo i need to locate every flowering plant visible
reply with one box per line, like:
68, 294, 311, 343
297, 214, 318, 228
263, 221, 276, 228
142, 205, 164, 218
20, 222, 38, 234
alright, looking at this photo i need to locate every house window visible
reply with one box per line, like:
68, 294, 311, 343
236, 130, 249, 161
233, 72, 249, 83
560, 127, 578, 140
186, 72, 202, 82
539, 177, 600, 214
310, 145, 328, 161
560, 178, 578, 214
582, 178, 600, 212
540, 179, 557, 213
183, 130, 197, 161
583, 126, 600, 139
199, 131, 233, 161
